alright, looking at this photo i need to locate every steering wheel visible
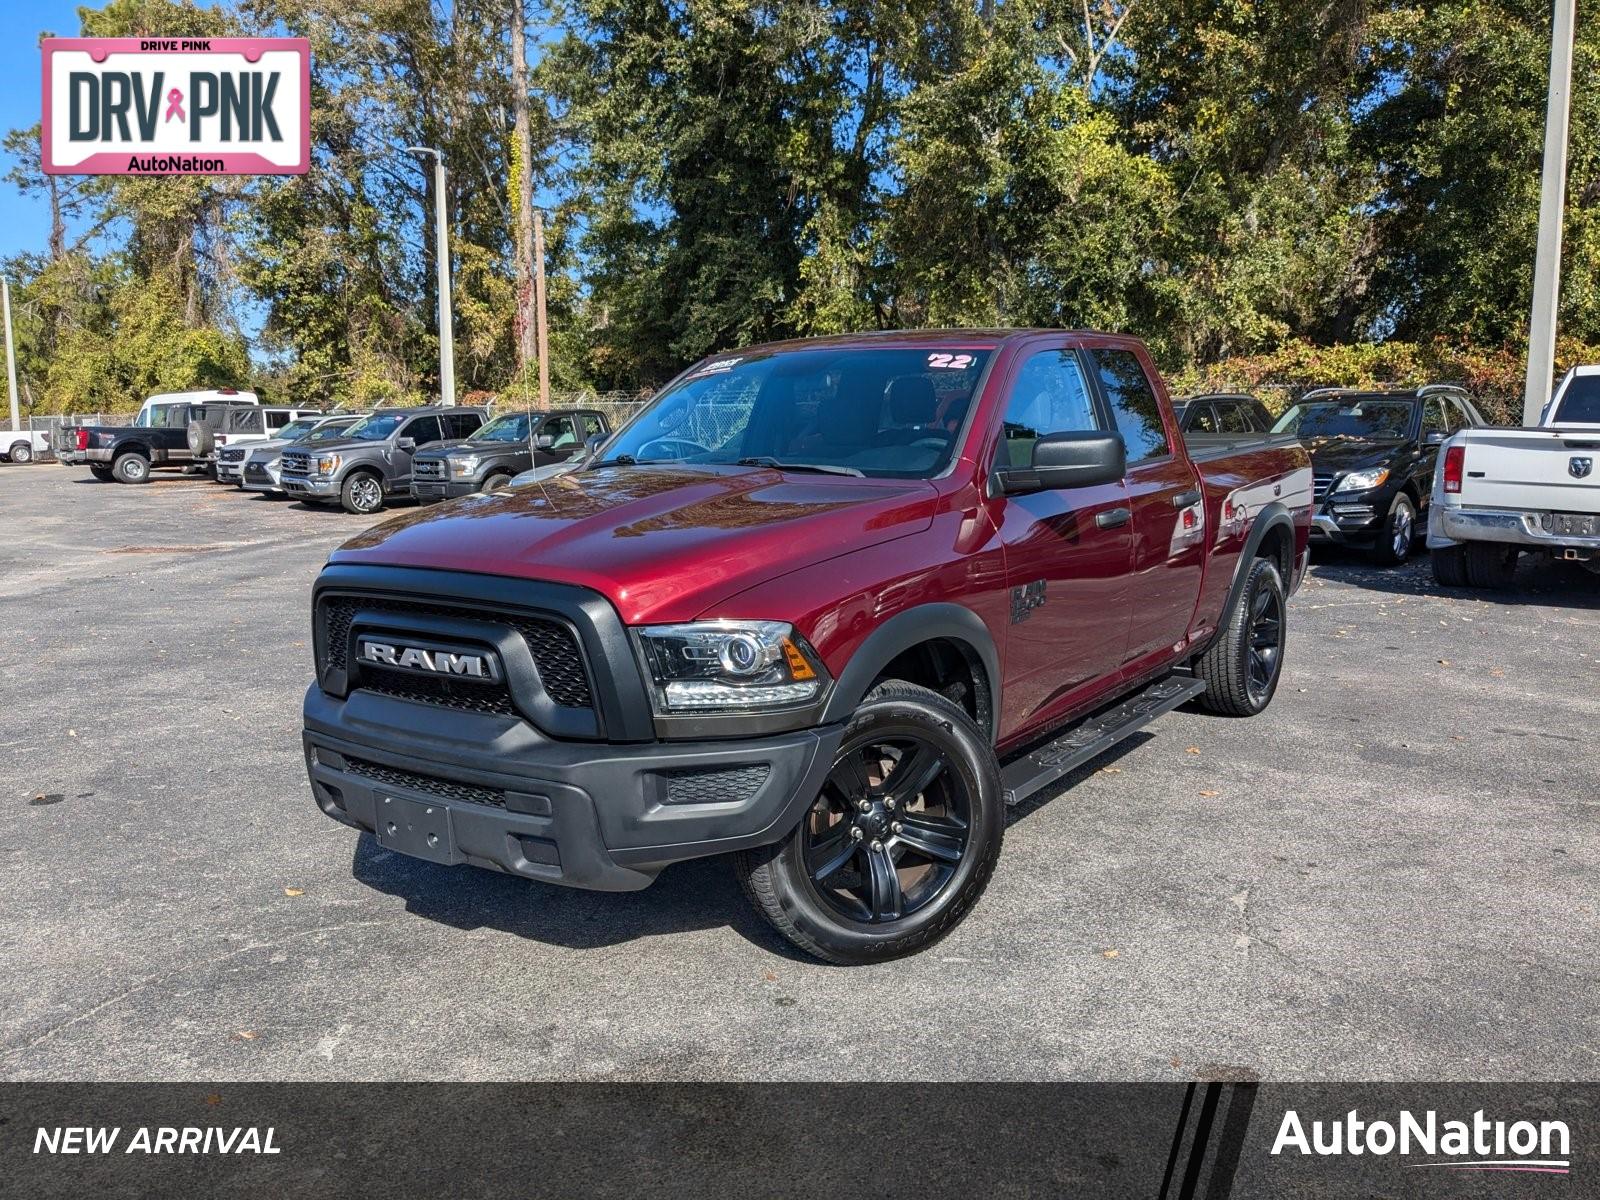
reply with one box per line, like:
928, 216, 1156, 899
637, 436, 712, 460
910, 434, 951, 451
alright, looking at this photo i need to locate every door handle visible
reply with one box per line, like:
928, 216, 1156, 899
1096, 507, 1132, 529
1172, 489, 1201, 509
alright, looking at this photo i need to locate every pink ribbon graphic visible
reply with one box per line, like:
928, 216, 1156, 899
164, 88, 185, 123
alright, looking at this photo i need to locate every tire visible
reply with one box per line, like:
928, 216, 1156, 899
1431, 544, 1471, 588
481, 471, 512, 493
10, 441, 32, 464
1465, 542, 1520, 590
112, 452, 150, 484
340, 470, 385, 515
1195, 556, 1286, 717
187, 422, 214, 457
1370, 493, 1417, 566
89, 465, 115, 482
734, 680, 1003, 964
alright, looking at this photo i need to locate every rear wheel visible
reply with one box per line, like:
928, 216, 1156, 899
112, 452, 150, 484
9, 441, 32, 464
1195, 556, 1286, 717
1370, 494, 1416, 566
1431, 544, 1470, 587
1465, 542, 1519, 590
734, 681, 1003, 964
340, 471, 385, 515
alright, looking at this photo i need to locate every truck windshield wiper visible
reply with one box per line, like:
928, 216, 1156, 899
592, 454, 661, 467
735, 457, 864, 476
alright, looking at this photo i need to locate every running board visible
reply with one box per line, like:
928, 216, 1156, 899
1000, 675, 1208, 806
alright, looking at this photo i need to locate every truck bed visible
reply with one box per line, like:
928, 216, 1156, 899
1451, 427, 1600, 514
1182, 430, 1301, 463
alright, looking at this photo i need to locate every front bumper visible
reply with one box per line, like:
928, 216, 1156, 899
1310, 496, 1383, 544
1428, 505, 1600, 552
412, 477, 479, 501
216, 459, 247, 482
242, 461, 282, 492
281, 472, 341, 501
303, 684, 843, 890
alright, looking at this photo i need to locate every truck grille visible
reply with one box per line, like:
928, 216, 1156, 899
413, 460, 444, 479
282, 450, 311, 474
320, 594, 593, 710
220, 446, 249, 463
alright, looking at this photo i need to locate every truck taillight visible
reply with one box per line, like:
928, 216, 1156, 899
1443, 444, 1465, 494
76, 429, 90, 450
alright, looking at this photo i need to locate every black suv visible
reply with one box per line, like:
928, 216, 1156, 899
280, 406, 487, 515
1273, 385, 1487, 564
410, 408, 609, 503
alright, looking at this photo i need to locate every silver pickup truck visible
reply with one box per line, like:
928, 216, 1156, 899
1428, 366, 1600, 588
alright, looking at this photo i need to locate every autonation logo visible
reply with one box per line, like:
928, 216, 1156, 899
1272, 1109, 1571, 1175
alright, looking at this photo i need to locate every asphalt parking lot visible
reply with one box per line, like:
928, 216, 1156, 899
2, 463, 1597, 1083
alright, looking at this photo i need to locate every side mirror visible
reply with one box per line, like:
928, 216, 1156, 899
396, 436, 416, 451
999, 431, 1126, 495
536, 433, 556, 449
584, 432, 606, 455
1423, 430, 1445, 445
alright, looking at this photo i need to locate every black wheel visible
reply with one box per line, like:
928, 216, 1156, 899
1370, 493, 1416, 565
340, 471, 385, 515
1195, 556, 1286, 717
734, 680, 1002, 964
89, 465, 115, 482
112, 452, 150, 484
9, 441, 32, 464
481, 471, 512, 493
1431, 544, 1471, 587
1465, 542, 1519, 590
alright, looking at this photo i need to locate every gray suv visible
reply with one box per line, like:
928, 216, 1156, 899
280, 406, 487, 515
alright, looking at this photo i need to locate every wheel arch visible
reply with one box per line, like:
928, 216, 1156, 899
820, 604, 1001, 741
1194, 502, 1296, 660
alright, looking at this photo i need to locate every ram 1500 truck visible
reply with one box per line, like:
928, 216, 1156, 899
1428, 365, 1600, 588
302, 330, 1312, 962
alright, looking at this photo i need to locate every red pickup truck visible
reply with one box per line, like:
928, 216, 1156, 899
302, 330, 1312, 962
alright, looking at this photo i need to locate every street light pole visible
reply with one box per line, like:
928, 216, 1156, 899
404, 146, 456, 406
1522, 0, 1576, 426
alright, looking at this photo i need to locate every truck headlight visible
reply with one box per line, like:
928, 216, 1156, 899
634, 620, 828, 713
315, 454, 341, 475
450, 455, 480, 477
1333, 467, 1388, 493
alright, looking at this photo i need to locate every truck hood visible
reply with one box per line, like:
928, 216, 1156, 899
330, 464, 938, 624
293, 436, 377, 456
411, 438, 478, 460
1303, 437, 1407, 475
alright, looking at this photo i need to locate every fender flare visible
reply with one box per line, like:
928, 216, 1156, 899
820, 602, 1002, 739
1197, 502, 1296, 656
112, 438, 152, 459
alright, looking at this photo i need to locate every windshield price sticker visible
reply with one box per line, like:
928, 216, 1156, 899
927, 353, 976, 369
42, 37, 310, 175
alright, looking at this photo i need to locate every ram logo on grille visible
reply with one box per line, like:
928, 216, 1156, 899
358, 637, 499, 683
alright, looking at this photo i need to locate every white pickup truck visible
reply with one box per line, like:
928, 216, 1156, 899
2, 426, 50, 464
1428, 366, 1600, 588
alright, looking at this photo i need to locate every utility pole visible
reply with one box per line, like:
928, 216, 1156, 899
1522, 0, 1576, 426
511, 0, 537, 387
2, 277, 19, 433
404, 146, 457, 405
534, 210, 550, 408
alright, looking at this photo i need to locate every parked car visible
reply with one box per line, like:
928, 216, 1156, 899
238, 413, 369, 495
300, 330, 1312, 963
65, 397, 261, 483
1272, 384, 1488, 564
198, 406, 323, 479
1427, 365, 1600, 588
1175, 393, 1274, 435
411, 408, 610, 503
1, 426, 51, 464
280, 405, 487, 514
56, 389, 259, 467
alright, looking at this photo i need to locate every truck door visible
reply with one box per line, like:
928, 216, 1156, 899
993, 345, 1133, 735
395, 415, 442, 488
1088, 346, 1206, 668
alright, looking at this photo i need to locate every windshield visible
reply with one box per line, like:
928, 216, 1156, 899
600, 346, 994, 477
1273, 400, 1415, 440
1553, 375, 1600, 424
469, 413, 531, 443
343, 412, 412, 441
275, 419, 320, 440
306, 419, 358, 441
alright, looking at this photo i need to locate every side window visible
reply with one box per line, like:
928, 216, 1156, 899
1421, 399, 1447, 436
405, 416, 442, 445
1188, 404, 1219, 433
1092, 349, 1170, 463
998, 349, 1099, 469
581, 414, 605, 441
449, 413, 482, 438
542, 415, 579, 449
1444, 398, 1470, 432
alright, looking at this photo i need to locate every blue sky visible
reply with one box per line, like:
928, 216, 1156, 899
0, 2, 90, 259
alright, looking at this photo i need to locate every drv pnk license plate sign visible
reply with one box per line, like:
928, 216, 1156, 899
42, 37, 309, 175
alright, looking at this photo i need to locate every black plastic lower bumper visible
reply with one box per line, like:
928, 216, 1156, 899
302, 684, 844, 891
412, 479, 477, 501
